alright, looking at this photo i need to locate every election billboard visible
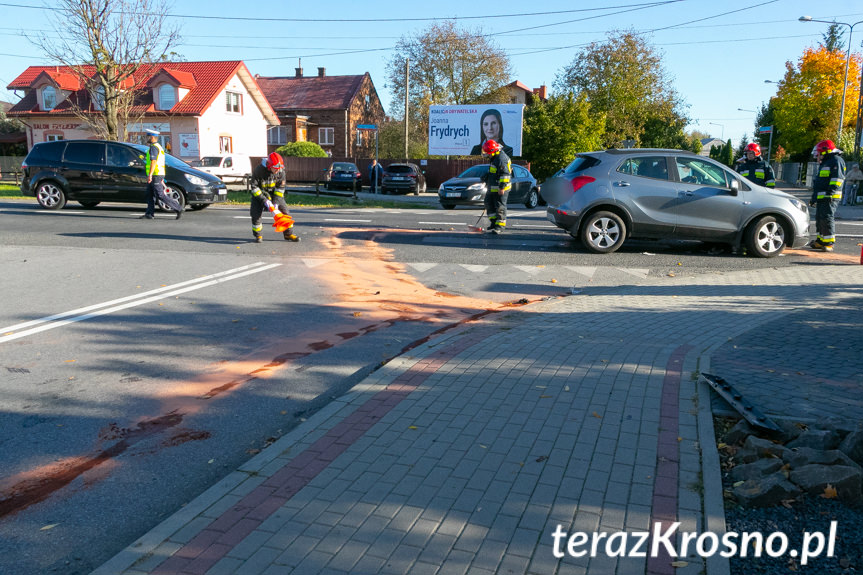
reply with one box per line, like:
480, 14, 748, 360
428, 104, 524, 156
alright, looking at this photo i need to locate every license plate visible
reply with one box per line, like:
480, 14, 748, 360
446, 192, 461, 198
393, 177, 406, 181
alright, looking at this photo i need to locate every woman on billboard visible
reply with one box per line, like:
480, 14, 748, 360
469, 108, 514, 156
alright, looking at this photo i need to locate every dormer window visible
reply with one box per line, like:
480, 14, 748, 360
225, 91, 242, 114
158, 84, 176, 110
42, 85, 56, 110
92, 85, 105, 111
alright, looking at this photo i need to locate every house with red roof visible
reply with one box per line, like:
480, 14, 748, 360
6, 61, 278, 161
504, 81, 548, 105
256, 67, 385, 158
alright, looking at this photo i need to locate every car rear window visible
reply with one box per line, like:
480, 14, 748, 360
563, 155, 600, 174
386, 165, 414, 174
63, 142, 106, 165
200, 157, 223, 167
27, 141, 66, 163
332, 163, 357, 171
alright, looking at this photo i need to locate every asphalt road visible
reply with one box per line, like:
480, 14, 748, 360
0, 196, 859, 574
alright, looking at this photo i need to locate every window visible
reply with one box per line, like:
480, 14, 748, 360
356, 130, 363, 146
219, 136, 232, 153
364, 94, 370, 111
319, 127, 334, 146
675, 157, 729, 188
618, 156, 669, 181
42, 86, 56, 110
514, 166, 529, 178
106, 143, 141, 168
45, 134, 64, 142
226, 91, 242, 114
63, 142, 106, 165
268, 126, 287, 146
158, 84, 176, 110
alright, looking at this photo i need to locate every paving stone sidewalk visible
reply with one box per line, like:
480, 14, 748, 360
93, 265, 863, 575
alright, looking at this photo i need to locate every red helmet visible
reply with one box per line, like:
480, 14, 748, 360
815, 139, 837, 156
481, 139, 501, 154
745, 143, 761, 156
266, 152, 284, 170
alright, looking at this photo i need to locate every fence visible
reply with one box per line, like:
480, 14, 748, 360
0, 156, 25, 184
278, 156, 530, 188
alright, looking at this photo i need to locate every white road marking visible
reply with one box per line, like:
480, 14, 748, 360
418, 222, 465, 225
407, 263, 438, 272
0, 262, 280, 344
34, 211, 86, 215
516, 224, 557, 229
323, 218, 372, 223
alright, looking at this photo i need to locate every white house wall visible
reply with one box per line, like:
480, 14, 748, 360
196, 74, 268, 158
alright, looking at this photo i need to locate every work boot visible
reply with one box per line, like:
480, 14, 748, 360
822, 244, 834, 252
139, 213, 154, 219
284, 231, 300, 242
254, 235, 263, 243
808, 239, 824, 250
175, 209, 183, 220
485, 222, 497, 231
491, 226, 503, 235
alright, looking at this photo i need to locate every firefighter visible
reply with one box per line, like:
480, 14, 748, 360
249, 152, 299, 243
481, 139, 512, 234
735, 142, 776, 188
809, 139, 845, 252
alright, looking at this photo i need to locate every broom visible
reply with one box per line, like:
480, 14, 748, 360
467, 208, 487, 233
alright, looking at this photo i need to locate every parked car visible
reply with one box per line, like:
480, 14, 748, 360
20, 140, 227, 211
438, 163, 542, 210
381, 163, 427, 195
543, 149, 810, 257
324, 162, 362, 192
195, 153, 252, 184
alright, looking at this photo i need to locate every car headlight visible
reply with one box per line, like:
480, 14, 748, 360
439, 185, 448, 192
789, 198, 808, 213
467, 183, 486, 191
185, 174, 209, 186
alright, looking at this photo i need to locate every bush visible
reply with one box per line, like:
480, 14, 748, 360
275, 142, 328, 157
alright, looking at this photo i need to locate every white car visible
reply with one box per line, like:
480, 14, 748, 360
196, 154, 252, 184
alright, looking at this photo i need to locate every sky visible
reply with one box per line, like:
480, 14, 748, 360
1, 0, 862, 147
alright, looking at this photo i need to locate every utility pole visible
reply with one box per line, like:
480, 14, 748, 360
404, 58, 409, 159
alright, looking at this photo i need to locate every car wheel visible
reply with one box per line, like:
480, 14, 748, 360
158, 185, 186, 212
580, 211, 626, 254
36, 181, 66, 210
524, 188, 539, 209
78, 200, 100, 208
442, 203, 456, 210
188, 204, 209, 211
745, 215, 786, 257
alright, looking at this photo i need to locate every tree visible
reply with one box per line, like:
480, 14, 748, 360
771, 46, 862, 160
386, 20, 511, 152
378, 119, 427, 160
32, 0, 180, 141
735, 133, 750, 160
821, 24, 845, 53
721, 139, 734, 167
554, 30, 688, 148
521, 93, 605, 181
276, 142, 327, 158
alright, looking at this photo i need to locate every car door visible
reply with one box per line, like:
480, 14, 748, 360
106, 143, 148, 201
612, 155, 678, 235
671, 156, 746, 241
509, 165, 529, 203
60, 142, 106, 199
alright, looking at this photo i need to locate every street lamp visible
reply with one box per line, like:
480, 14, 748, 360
709, 122, 725, 139
799, 15, 863, 142
738, 108, 756, 113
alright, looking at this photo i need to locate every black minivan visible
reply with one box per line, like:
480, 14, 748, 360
21, 140, 227, 211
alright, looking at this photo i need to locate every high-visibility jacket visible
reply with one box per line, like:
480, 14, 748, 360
250, 161, 286, 201
811, 153, 846, 202
488, 150, 512, 194
145, 143, 165, 176
735, 157, 775, 188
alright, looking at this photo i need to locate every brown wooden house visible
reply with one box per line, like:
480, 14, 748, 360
256, 68, 385, 158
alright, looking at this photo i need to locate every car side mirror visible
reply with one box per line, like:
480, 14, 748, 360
729, 179, 740, 196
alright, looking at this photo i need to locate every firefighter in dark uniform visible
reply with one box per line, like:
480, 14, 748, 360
250, 152, 299, 243
735, 142, 775, 188
809, 139, 845, 252
481, 139, 512, 234
140, 128, 183, 219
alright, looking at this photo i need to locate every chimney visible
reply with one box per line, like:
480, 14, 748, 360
318, 67, 326, 78
533, 85, 548, 100
295, 67, 303, 78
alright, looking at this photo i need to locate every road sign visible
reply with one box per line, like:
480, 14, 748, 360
357, 124, 377, 130
758, 126, 773, 134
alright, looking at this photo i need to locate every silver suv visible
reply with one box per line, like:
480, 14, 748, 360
543, 149, 810, 257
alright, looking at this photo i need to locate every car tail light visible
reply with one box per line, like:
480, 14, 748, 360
570, 175, 595, 193
409, 173, 417, 179
21, 159, 27, 170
